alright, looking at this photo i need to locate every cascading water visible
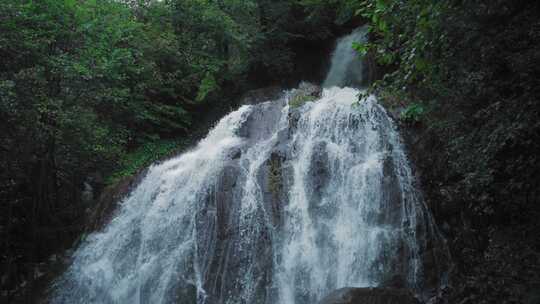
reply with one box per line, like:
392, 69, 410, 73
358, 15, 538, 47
323, 26, 368, 88
50, 29, 447, 304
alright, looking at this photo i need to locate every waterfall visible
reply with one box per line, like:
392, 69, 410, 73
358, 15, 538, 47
50, 29, 447, 304
323, 26, 368, 88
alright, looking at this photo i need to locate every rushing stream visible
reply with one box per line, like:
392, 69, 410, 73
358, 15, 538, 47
51, 29, 447, 304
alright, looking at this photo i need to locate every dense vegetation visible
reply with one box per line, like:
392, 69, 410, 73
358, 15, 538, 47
339, 0, 540, 303
0, 0, 350, 300
2, 0, 539, 303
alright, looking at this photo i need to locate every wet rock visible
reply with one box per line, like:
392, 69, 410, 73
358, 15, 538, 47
297, 81, 322, 98
307, 141, 330, 200
381, 275, 406, 289
379, 155, 403, 226
286, 82, 322, 133
237, 101, 284, 141
230, 148, 242, 160
86, 169, 148, 231
171, 282, 197, 304
274, 129, 290, 154
289, 82, 322, 108
319, 287, 421, 304
239, 86, 283, 105
257, 151, 287, 228
288, 108, 302, 135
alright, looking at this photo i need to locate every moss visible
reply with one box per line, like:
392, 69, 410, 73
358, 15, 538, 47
268, 154, 283, 198
289, 93, 315, 108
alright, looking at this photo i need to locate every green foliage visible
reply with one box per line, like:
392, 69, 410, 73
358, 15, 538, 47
106, 139, 187, 185
196, 73, 219, 102
342, 0, 450, 95
0, 0, 344, 298
400, 103, 425, 123
352, 41, 369, 56
289, 94, 315, 108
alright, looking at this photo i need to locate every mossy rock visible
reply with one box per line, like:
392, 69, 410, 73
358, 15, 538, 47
268, 154, 283, 198
289, 94, 316, 108
288, 82, 322, 108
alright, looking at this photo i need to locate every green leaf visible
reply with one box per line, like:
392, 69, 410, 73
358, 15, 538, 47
196, 72, 218, 102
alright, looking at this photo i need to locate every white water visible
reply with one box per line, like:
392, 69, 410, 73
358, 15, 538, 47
51, 29, 446, 304
323, 27, 368, 88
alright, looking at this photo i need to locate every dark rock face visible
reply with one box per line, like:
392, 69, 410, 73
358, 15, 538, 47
239, 86, 284, 105
296, 81, 322, 99
86, 170, 147, 232
307, 141, 330, 202
287, 82, 322, 136
399, 88, 540, 303
319, 287, 420, 304
237, 98, 285, 142
258, 151, 288, 228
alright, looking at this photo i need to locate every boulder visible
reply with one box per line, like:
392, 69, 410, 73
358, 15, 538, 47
319, 287, 421, 304
297, 81, 322, 98
289, 82, 322, 108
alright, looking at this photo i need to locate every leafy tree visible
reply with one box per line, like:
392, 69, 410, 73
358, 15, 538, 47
0, 0, 345, 300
